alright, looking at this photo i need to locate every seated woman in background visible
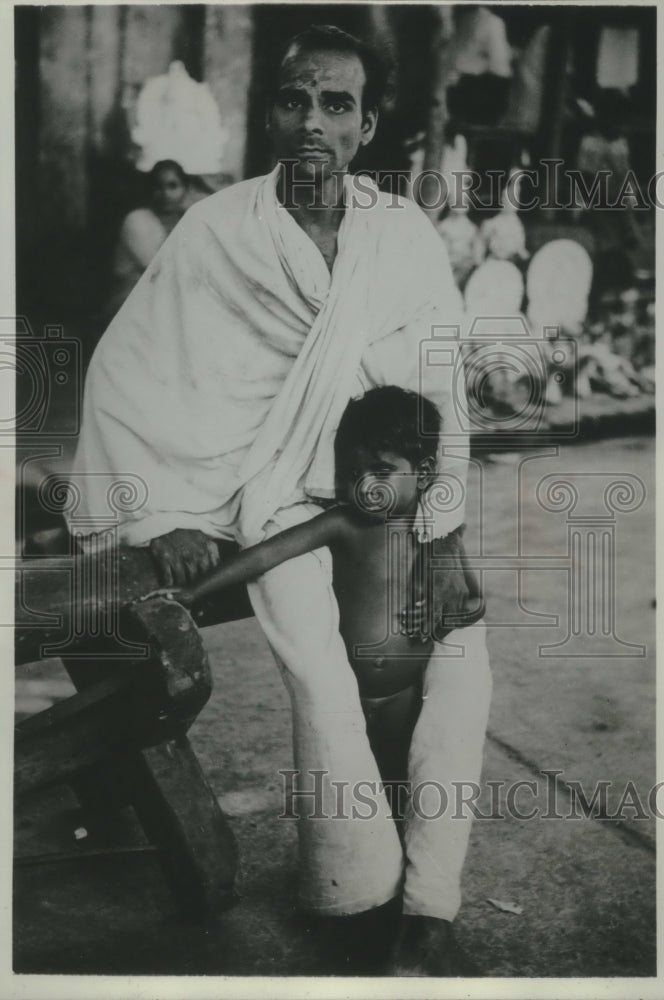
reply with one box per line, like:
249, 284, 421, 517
106, 159, 189, 317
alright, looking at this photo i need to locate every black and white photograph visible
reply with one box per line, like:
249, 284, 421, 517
8, 1, 659, 992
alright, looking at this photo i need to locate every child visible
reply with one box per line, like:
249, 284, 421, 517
142, 386, 481, 797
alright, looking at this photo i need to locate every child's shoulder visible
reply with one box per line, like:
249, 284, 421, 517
319, 504, 366, 538
321, 504, 354, 529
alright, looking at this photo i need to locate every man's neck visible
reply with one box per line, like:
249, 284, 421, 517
277, 167, 346, 233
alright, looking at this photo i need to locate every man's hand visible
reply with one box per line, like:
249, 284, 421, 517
401, 544, 431, 641
149, 528, 221, 586
400, 596, 430, 643
402, 528, 485, 643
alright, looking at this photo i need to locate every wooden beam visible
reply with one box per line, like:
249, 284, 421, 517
64, 595, 238, 918
15, 539, 253, 667
16, 594, 240, 916
15, 673, 137, 795
16, 595, 214, 795
129, 738, 240, 916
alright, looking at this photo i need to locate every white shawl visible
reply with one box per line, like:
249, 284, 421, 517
71, 167, 467, 544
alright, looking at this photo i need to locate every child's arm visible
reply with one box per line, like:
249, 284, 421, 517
140, 508, 346, 605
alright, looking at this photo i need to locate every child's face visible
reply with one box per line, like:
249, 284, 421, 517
338, 446, 428, 520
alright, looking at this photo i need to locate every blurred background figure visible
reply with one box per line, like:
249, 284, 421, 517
576, 88, 643, 308
446, 5, 513, 125
103, 59, 233, 320
476, 167, 530, 265
106, 159, 189, 319
434, 129, 484, 288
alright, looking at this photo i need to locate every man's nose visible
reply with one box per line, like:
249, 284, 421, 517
302, 103, 324, 134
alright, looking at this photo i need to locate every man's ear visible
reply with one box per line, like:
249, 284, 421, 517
416, 456, 436, 490
359, 108, 378, 147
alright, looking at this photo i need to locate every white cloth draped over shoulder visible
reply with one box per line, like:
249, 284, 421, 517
71, 167, 469, 546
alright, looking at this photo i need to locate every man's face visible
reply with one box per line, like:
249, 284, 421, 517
269, 47, 377, 178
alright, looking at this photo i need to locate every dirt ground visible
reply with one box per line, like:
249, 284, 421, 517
13, 434, 656, 980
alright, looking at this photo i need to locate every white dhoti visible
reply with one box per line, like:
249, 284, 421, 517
403, 624, 492, 920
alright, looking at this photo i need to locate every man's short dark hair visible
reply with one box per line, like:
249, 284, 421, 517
274, 24, 389, 113
335, 386, 441, 471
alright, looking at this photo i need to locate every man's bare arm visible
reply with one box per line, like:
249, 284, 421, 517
143, 508, 345, 605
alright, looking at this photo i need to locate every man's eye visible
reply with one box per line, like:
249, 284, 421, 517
327, 102, 349, 114
279, 96, 302, 110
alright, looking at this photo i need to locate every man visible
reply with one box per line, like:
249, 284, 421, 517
71, 25, 492, 975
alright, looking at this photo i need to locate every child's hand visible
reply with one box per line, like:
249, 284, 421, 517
137, 587, 195, 607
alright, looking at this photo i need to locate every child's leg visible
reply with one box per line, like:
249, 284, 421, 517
402, 622, 492, 922
361, 683, 423, 822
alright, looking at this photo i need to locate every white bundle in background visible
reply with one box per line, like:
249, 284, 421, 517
132, 61, 229, 175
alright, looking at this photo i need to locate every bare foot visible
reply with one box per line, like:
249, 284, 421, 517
387, 915, 477, 977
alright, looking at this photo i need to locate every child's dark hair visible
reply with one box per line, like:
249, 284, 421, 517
335, 386, 441, 469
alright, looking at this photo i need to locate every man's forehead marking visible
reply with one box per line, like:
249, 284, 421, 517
279, 51, 365, 90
